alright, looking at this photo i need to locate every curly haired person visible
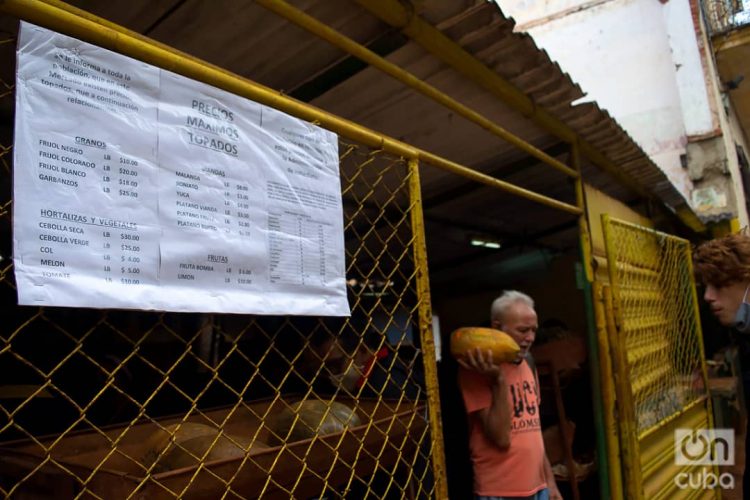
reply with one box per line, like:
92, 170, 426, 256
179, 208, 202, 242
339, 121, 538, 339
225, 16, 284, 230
693, 231, 750, 496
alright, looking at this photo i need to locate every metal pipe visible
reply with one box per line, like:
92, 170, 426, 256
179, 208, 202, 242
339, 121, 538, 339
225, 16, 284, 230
418, 149, 582, 215
592, 281, 624, 499
253, 0, 580, 180
0, 0, 581, 216
572, 142, 613, 499
408, 158, 449, 499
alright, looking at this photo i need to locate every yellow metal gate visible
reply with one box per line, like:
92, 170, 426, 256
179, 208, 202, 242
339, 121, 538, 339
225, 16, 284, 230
0, 11, 446, 499
599, 215, 721, 499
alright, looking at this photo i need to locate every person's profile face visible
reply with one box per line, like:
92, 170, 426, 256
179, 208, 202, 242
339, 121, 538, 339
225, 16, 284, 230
494, 303, 538, 358
704, 281, 748, 326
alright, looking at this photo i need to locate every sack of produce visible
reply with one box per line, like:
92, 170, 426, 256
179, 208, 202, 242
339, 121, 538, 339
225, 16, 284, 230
450, 327, 520, 363
142, 422, 268, 472
268, 400, 360, 445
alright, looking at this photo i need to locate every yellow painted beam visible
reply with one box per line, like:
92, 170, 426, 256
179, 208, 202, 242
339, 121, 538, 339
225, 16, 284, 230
592, 282, 624, 500
675, 207, 708, 234
353, 0, 707, 233
253, 0, 579, 179
712, 217, 743, 237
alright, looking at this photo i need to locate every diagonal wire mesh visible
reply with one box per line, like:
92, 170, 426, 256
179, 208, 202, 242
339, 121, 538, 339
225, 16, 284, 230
0, 26, 436, 499
603, 218, 707, 437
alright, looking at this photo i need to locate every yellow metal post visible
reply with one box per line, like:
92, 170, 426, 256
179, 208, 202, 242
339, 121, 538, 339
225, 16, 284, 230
571, 142, 613, 499
408, 158, 448, 499
593, 282, 625, 499
571, 143, 593, 282
603, 283, 643, 500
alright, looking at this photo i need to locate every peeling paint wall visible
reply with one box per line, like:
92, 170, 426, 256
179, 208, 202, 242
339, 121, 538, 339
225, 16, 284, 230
690, 92, 750, 226
725, 98, 750, 227
664, 0, 720, 136
498, 0, 749, 226
687, 1, 750, 226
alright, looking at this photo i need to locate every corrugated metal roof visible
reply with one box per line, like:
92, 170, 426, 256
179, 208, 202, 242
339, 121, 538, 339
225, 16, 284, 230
422, 0, 691, 210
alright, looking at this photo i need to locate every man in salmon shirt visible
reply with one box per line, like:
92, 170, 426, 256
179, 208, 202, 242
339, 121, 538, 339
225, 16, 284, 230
458, 290, 562, 500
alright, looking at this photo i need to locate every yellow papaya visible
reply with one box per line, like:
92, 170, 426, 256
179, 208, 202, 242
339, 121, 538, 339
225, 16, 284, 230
450, 327, 520, 364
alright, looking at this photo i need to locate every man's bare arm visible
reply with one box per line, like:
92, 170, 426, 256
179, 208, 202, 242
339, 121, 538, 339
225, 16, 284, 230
459, 349, 512, 450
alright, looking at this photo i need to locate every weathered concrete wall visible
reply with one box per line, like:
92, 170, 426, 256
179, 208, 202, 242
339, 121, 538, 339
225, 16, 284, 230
501, 0, 693, 200
498, 0, 749, 226
686, 137, 731, 220
690, 101, 750, 225
687, 1, 749, 226
664, 0, 720, 136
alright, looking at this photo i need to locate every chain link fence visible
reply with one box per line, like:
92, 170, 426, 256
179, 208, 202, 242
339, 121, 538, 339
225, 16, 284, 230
0, 24, 438, 498
603, 218, 707, 436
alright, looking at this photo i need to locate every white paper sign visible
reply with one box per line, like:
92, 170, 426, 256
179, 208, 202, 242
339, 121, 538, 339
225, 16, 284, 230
13, 22, 349, 316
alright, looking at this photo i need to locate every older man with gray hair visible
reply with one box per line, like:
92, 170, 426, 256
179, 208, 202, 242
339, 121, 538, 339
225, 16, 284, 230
458, 290, 562, 500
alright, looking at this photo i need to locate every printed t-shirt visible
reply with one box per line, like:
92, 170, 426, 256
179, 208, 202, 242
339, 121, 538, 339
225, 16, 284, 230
458, 359, 546, 497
